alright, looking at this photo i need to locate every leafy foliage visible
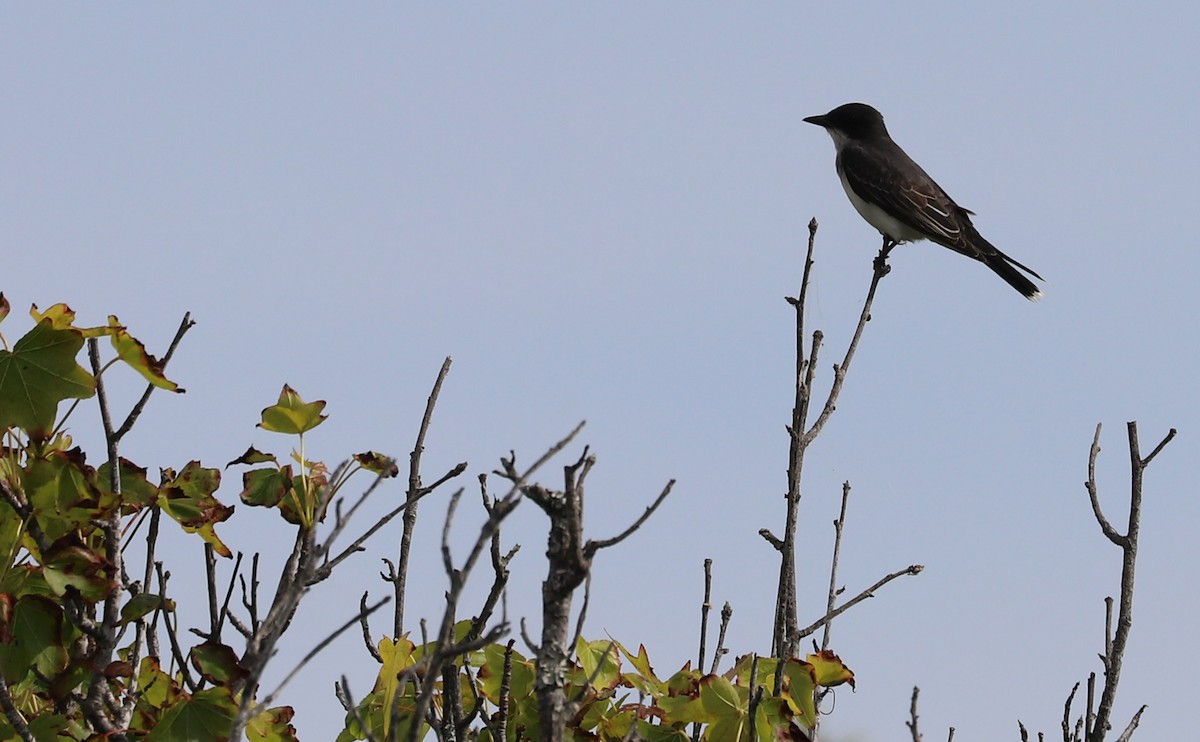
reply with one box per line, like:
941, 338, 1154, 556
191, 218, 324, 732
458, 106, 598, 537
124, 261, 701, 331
335, 628, 853, 741
0, 297, 857, 741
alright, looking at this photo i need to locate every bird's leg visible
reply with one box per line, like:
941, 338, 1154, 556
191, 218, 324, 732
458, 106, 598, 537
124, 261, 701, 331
873, 236, 896, 276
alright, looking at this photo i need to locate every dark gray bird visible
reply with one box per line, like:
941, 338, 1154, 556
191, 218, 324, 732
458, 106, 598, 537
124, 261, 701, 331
804, 102, 1043, 300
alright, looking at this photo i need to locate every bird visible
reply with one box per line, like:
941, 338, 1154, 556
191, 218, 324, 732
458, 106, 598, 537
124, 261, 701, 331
803, 102, 1043, 300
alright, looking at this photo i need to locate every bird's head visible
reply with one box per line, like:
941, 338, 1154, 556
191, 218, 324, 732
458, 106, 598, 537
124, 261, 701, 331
803, 103, 889, 143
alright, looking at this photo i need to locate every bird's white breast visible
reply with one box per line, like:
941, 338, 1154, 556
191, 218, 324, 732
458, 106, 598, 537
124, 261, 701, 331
836, 165, 925, 243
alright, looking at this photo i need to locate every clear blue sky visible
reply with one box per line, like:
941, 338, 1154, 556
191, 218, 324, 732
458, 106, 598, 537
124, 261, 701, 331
3, 5, 1196, 740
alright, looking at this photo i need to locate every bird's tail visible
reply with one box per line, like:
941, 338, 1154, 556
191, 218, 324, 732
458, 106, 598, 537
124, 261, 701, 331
983, 249, 1044, 301
965, 228, 1044, 301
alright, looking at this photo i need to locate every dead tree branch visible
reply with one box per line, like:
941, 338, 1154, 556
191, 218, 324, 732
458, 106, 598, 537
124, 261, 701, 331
770, 224, 895, 658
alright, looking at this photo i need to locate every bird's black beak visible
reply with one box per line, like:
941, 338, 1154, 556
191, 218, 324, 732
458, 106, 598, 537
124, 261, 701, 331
803, 114, 827, 127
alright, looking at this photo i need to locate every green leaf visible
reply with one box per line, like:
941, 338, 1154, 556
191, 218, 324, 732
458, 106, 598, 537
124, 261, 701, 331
616, 640, 664, 696
337, 687, 426, 742
473, 642, 535, 705
158, 462, 232, 558
0, 320, 95, 435
573, 638, 621, 694
0, 595, 68, 684
258, 385, 327, 435
698, 675, 751, 741
238, 466, 292, 508
780, 658, 818, 727
119, 593, 174, 626
97, 458, 160, 512
278, 470, 323, 528
145, 686, 238, 742
189, 640, 249, 687
24, 452, 100, 543
108, 315, 183, 392
42, 540, 115, 602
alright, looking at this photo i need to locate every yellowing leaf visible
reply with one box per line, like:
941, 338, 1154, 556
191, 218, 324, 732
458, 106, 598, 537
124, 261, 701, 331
226, 446, 279, 467
807, 649, 855, 689
258, 385, 327, 435
353, 451, 399, 477
108, 316, 182, 392
377, 636, 417, 739
247, 705, 299, 742
28, 303, 78, 330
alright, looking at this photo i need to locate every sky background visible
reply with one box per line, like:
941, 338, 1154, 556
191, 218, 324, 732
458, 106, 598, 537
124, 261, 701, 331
3, 4, 1197, 740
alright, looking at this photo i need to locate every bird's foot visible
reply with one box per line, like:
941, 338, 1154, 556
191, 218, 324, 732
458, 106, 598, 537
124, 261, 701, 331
874, 239, 896, 276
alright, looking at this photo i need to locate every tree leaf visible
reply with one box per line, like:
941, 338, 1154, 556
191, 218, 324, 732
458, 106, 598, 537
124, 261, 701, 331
119, 593, 175, 626
247, 705, 299, 742
0, 320, 95, 435
258, 385, 327, 435
352, 451, 399, 477
158, 462, 232, 558
189, 640, 249, 687
108, 315, 183, 392
145, 686, 238, 742
0, 595, 68, 684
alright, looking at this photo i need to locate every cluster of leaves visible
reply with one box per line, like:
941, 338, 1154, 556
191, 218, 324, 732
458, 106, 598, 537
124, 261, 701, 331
0, 297, 855, 741
0, 300, 387, 740
339, 626, 854, 741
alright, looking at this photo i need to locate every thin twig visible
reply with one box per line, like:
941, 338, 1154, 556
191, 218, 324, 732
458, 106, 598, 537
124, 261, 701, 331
821, 482, 851, 652
697, 558, 713, 675
710, 602, 732, 675
907, 686, 921, 742
258, 597, 391, 709
796, 564, 923, 639
586, 479, 675, 552
113, 312, 194, 442
0, 674, 34, 742
396, 357, 455, 637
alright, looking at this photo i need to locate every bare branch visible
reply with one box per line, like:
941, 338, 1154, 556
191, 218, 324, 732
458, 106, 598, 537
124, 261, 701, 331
774, 231, 893, 658
258, 597, 391, 709
1061, 682, 1080, 742
796, 564, 923, 639
113, 312, 195, 442
396, 357, 456, 637
907, 686, 922, 742
359, 592, 383, 663
710, 602, 732, 675
821, 481, 852, 652
1113, 705, 1147, 742
697, 559, 713, 680
1084, 424, 1121, 544
586, 479, 675, 553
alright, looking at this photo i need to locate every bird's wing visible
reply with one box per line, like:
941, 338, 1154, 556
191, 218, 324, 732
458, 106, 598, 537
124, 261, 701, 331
839, 141, 971, 247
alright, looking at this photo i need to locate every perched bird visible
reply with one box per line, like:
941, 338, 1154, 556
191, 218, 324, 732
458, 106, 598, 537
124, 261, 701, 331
804, 102, 1043, 300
